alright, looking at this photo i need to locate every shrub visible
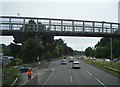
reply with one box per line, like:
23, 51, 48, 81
2, 66, 21, 86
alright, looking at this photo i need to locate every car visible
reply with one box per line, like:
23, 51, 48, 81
92, 57, 96, 60
105, 59, 111, 62
69, 57, 74, 62
113, 58, 120, 62
19, 66, 32, 73
61, 59, 67, 65
89, 57, 93, 60
72, 61, 80, 69
63, 56, 66, 59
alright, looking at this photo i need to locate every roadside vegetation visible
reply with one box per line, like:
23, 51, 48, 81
2, 66, 21, 86
83, 59, 120, 77
85, 37, 120, 59
84, 37, 120, 77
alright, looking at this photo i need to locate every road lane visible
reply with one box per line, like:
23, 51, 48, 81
43, 58, 119, 86
44, 60, 72, 85
70, 67, 101, 85
77, 59, 119, 85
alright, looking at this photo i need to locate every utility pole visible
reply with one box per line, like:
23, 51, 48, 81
110, 38, 112, 65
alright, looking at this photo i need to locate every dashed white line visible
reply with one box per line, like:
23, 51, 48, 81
95, 77, 107, 87
69, 69, 71, 73
70, 75, 73, 83
86, 71, 107, 87
69, 69, 73, 83
87, 71, 93, 76
51, 68, 55, 72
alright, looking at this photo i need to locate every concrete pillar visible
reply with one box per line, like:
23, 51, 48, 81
61, 20, 63, 31
118, 1, 120, 34
92, 22, 95, 32
49, 20, 51, 32
118, 1, 120, 23
83, 21, 85, 32
36, 19, 38, 32
72, 21, 74, 32
9, 17, 11, 30
23, 18, 25, 31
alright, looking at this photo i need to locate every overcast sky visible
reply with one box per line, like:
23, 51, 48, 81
0, 0, 119, 51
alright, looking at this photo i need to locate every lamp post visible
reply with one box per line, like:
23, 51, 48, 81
110, 38, 112, 65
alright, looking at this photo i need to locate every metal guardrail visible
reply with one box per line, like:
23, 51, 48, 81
0, 16, 120, 37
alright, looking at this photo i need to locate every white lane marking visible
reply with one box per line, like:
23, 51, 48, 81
86, 71, 106, 87
87, 71, 93, 76
69, 69, 73, 83
70, 75, 73, 83
95, 77, 107, 87
51, 68, 55, 72
69, 69, 71, 73
38, 72, 42, 85
42, 68, 55, 85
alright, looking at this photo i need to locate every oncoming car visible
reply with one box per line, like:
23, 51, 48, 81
72, 61, 80, 69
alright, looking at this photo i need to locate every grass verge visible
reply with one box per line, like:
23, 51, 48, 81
82, 59, 120, 77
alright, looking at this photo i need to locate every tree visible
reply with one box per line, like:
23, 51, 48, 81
0, 44, 12, 56
21, 37, 43, 63
85, 47, 93, 57
8, 43, 21, 57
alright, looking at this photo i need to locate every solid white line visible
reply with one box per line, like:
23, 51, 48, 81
42, 68, 55, 85
70, 75, 73, 83
95, 77, 107, 87
87, 71, 93, 76
22, 79, 29, 86
22, 72, 41, 86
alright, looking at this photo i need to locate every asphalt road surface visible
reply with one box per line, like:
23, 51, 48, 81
43, 57, 119, 87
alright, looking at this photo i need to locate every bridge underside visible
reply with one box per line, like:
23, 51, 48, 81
1, 30, 119, 38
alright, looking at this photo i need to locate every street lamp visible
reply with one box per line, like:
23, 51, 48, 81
110, 38, 112, 65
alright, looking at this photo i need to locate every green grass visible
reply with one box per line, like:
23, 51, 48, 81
83, 60, 120, 77
2, 66, 21, 86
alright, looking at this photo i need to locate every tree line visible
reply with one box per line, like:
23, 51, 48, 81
85, 37, 120, 59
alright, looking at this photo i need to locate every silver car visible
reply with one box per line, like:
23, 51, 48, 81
61, 59, 67, 65
72, 61, 80, 69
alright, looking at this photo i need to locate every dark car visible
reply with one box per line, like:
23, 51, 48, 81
19, 66, 32, 73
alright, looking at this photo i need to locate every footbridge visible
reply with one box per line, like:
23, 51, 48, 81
0, 16, 120, 37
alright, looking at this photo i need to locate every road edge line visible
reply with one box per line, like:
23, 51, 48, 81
42, 68, 55, 86
21, 74, 38, 86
